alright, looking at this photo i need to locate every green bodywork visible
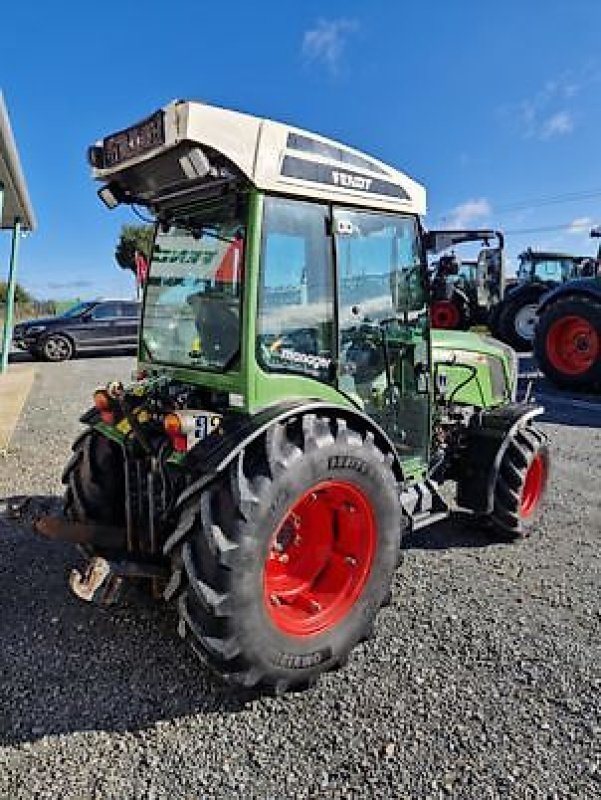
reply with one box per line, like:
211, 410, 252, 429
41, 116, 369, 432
121, 189, 515, 481
430, 329, 517, 407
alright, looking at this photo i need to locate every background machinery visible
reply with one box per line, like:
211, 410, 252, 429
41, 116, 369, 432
36, 101, 549, 692
533, 231, 601, 390
427, 230, 504, 332
496, 248, 594, 351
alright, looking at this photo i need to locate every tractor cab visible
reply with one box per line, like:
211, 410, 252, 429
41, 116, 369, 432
515, 249, 586, 286
89, 100, 432, 469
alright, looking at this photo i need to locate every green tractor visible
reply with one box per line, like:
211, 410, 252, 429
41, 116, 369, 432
37, 101, 549, 692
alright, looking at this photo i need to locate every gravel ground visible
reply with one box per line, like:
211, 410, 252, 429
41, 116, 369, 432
0, 355, 599, 800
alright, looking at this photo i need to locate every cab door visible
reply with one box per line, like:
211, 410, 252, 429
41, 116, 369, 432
333, 208, 431, 469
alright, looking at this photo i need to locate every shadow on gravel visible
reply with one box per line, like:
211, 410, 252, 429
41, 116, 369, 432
517, 356, 601, 429
402, 515, 514, 552
535, 381, 601, 429
0, 496, 258, 746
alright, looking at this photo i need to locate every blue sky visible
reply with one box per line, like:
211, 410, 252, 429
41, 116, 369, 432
2, 0, 601, 299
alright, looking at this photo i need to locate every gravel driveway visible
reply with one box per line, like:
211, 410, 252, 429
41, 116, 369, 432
0, 355, 599, 800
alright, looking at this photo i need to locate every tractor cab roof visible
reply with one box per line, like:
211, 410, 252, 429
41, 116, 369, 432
88, 100, 426, 217
518, 248, 587, 263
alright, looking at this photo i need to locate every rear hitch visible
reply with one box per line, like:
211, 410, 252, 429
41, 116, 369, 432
33, 515, 169, 605
34, 515, 127, 549
69, 556, 170, 605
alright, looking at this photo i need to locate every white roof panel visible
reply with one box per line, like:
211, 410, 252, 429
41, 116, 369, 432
92, 100, 426, 216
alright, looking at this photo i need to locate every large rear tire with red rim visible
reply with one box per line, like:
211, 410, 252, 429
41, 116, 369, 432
490, 425, 549, 539
165, 414, 402, 692
534, 295, 601, 390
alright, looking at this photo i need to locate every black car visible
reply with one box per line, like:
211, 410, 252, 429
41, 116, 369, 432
13, 300, 140, 361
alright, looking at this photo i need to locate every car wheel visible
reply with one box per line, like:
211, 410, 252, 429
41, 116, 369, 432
41, 334, 74, 362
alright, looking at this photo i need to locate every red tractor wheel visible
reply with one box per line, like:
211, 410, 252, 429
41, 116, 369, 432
431, 300, 461, 329
166, 415, 402, 691
546, 316, 599, 376
263, 481, 376, 637
491, 425, 549, 538
534, 295, 601, 389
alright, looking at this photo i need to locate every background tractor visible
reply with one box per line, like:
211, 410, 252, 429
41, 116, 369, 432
495, 248, 593, 351
427, 230, 505, 332
37, 101, 549, 692
533, 230, 601, 390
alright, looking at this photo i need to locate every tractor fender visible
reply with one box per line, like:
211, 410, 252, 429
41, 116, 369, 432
456, 403, 544, 515
504, 281, 551, 305
537, 278, 601, 316
171, 399, 406, 518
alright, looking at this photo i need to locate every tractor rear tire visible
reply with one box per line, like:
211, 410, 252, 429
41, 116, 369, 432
165, 414, 402, 692
62, 430, 125, 528
490, 425, 549, 539
533, 295, 601, 390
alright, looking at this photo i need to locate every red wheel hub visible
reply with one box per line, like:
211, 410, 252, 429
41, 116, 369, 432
263, 481, 376, 637
520, 454, 547, 518
431, 300, 461, 329
546, 315, 599, 376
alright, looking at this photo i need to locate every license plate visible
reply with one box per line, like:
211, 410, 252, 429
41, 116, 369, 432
192, 411, 222, 442
103, 110, 165, 168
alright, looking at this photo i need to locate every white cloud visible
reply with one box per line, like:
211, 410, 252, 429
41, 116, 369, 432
541, 111, 574, 139
302, 18, 358, 73
443, 198, 492, 228
500, 67, 597, 140
567, 216, 593, 234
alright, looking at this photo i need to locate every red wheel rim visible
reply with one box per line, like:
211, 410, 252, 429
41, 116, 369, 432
263, 481, 376, 637
520, 454, 546, 518
431, 300, 461, 329
546, 315, 599, 376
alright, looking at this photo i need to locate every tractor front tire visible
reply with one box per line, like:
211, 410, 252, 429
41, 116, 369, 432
496, 291, 543, 351
431, 299, 466, 330
166, 414, 402, 692
489, 425, 549, 539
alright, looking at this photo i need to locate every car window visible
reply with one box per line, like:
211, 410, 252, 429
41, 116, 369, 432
122, 303, 140, 319
92, 303, 122, 319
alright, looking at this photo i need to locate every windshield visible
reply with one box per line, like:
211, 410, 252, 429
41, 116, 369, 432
519, 257, 572, 282
61, 301, 96, 318
141, 203, 245, 369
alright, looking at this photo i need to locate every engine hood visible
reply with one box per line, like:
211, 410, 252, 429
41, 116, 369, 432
431, 329, 510, 359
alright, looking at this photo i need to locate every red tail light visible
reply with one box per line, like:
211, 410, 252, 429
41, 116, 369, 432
164, 413, 187, 452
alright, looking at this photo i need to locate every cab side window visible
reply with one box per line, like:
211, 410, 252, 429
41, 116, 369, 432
257, 197, 334, 379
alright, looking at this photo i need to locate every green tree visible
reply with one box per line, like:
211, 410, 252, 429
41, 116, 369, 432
0, 281, 33, 304
115, 224, 154, 274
